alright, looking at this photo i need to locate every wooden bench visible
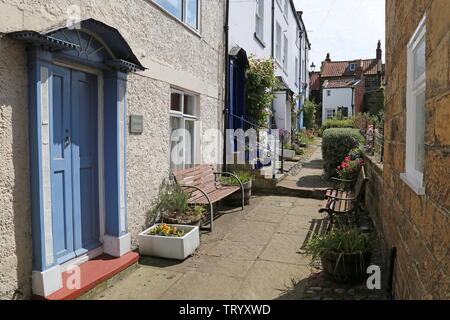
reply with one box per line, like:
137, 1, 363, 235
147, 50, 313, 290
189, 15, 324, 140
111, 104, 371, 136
172, 164, 245, 231
319, 166, 368, 232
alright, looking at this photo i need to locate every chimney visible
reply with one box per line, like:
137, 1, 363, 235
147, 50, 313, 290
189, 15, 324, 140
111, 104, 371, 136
376, 40, 382, 60
325, 53, 331, 62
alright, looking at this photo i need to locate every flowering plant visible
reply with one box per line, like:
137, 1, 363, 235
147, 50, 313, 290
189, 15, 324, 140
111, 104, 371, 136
336, 156, 364, 181
149, 223, 185, 237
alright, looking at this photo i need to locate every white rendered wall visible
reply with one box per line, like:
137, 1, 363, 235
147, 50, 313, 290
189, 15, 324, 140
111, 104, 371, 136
322, 87, 354, 123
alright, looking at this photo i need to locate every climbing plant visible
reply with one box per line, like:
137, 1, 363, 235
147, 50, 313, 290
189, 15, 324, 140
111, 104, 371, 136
246, 56, 278, 127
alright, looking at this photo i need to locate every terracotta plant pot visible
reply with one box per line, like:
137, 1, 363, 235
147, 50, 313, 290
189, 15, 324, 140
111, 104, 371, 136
224, 180, 252, 206
321, 250, 372, 284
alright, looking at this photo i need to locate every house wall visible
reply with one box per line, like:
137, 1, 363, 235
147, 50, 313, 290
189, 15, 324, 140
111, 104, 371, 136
322, 87, 353, 123
380, 0, 449, 299
273, 91, 291, 132
0, 0, 225, 299
228, 0, 272, 61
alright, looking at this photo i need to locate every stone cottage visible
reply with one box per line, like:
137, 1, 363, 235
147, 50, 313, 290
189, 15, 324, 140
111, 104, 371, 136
0, 0, 226, 299
365, 0, 449, 299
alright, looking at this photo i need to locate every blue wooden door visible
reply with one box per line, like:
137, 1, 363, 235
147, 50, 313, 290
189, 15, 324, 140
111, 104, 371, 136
51, 66, 100, 264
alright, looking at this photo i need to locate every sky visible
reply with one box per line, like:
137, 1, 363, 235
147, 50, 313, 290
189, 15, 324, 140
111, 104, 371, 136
293, 0, 385, 70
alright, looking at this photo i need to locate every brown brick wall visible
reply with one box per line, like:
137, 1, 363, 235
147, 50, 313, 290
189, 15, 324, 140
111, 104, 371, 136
378, 0, 450, 300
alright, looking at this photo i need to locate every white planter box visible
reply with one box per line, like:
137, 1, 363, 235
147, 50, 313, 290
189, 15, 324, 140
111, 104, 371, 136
138, 224, 200, 260
283, 149, 296, 159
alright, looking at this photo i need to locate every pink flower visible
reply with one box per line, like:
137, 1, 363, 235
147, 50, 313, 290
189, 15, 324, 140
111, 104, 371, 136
337, 166, 341, 169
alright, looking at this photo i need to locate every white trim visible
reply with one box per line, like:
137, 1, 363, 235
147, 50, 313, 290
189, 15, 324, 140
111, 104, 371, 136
32, 265, 62, 297
119, 83, 126, 233
103, 233, 131, 257
41, 66, 54, 267
98, 75, 106, 242
59, 246, 104, 273
404, 14, 426, 195
400, 173, 425, 195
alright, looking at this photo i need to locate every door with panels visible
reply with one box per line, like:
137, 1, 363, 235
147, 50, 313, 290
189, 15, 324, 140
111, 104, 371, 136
50, 65, 100, 264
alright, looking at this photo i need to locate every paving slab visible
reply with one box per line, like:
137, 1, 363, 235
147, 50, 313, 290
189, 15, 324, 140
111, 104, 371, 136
94, 265, 183, 300
158, 271, 242, 300
259, 233, 310, 266
232, 260, 311, 300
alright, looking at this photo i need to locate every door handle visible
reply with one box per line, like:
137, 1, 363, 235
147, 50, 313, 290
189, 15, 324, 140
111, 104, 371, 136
65, 135, 71, 148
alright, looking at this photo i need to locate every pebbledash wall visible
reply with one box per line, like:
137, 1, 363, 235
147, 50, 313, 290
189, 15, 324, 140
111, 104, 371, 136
0, 0, 226, 299
364, 0, 449, 300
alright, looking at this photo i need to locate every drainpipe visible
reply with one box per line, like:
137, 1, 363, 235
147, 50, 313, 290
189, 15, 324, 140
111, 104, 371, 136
271, 0, 275, 59
223, 0, 230, 170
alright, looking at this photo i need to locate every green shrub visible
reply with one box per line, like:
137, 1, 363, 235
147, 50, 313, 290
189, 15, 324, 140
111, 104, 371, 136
322, 128, 363, 177
321, 119, 355, 132
303, 100, 317, 130
220, 171, 252, 185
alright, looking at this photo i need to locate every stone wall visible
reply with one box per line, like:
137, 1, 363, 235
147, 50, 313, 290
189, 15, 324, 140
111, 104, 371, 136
380, 0, 449, 299
0, 0, 225, 299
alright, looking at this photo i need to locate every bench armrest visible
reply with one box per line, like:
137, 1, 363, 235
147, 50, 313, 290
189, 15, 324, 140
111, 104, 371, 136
214, 172, 245, 209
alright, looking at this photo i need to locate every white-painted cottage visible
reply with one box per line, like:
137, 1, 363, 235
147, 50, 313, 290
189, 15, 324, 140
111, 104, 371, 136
228, 0, 311, 133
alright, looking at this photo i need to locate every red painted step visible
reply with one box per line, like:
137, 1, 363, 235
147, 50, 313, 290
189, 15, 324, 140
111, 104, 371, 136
36, 252, 139, 300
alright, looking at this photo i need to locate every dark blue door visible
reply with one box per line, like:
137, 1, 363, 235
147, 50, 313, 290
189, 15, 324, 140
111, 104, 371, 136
51, 66, 100, 264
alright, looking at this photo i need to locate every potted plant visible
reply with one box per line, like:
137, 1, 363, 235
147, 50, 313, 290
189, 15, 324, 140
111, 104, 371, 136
156, 183, 205, 226
336, 153, 364, 189
220, 171, 252, 205
138, 223, 200, 260
306, 228, 372, 284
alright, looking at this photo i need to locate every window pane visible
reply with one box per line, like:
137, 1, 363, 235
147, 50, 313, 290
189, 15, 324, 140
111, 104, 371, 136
170, 92, 182, 112
186, 0, 198, 29
415, 90, 425, 173
184, 95, 196, 116
283, 35, 288, 69
185, 120, 195, 168
170, 117, 184, 172
414, 38, 426, 80
276, 24, 282, 61
155, 0, 182, 20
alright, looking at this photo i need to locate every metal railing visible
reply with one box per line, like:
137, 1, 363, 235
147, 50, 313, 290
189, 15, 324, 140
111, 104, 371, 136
364, 119, 384, 163
229, 113, 284, 178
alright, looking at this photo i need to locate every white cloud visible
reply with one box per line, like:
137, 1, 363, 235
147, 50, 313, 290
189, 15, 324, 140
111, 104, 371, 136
294, 0, 385, 69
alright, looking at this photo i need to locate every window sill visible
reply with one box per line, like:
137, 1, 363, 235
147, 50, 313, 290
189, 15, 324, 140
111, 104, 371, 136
400, 172, 425, 195
254, 32, 266, 48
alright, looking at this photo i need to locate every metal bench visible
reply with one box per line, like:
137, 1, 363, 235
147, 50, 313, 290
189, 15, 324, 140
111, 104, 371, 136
319, 166, 368, 232
172, 164, 244, 231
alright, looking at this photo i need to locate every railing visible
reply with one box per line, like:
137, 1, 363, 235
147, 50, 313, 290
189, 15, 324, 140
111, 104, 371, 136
363, 119, 384, 163
229, 113, 284, 178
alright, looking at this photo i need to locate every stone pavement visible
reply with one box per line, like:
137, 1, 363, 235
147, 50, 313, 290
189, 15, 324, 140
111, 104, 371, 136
278, 140, 332, 191
86, 195, 326, 300
84, 139, 386, 300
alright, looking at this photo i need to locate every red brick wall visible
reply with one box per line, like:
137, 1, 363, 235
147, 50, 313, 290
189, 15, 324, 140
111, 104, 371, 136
380, 0, 449, 299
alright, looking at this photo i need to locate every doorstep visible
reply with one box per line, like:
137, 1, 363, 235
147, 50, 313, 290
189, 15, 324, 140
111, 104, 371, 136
33, 252, 139, 300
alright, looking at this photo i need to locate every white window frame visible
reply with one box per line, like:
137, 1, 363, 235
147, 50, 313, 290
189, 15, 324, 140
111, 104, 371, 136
326, 108, 335, 120
401, 15, 427, 195
275, 22, 282, 64
153, 0, 200, 32
169, 88, 199, 172
283, 34, 288, 71
283, 0, 289, 23
295, 57, 299, 86
255, 0, 264, 43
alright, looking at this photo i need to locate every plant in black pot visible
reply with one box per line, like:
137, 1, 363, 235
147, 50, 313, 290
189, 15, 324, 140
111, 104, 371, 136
153, 183, 206, 226
220, 171, 253, 206
306, 228, 372, 284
